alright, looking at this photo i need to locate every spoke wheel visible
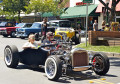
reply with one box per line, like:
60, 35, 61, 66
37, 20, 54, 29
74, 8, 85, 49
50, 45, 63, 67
4, 45, 19, 68
45, 55, 62, 81
92, 53, 110, 75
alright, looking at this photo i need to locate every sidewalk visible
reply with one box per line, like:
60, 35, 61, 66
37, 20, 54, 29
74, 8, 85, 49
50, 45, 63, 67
74, 37, 120, 57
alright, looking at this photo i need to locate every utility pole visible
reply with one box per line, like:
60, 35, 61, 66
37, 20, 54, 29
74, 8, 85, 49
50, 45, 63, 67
82, 0, 93, 47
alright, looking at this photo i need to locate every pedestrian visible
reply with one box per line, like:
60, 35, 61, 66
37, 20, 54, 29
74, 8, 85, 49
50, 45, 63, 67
77, 24, 81, 34
93, 20, 98, 31
15, 21, 18, 26
118, 24, 120, 31
101, 20, 106, 31
42, 18, 48, 38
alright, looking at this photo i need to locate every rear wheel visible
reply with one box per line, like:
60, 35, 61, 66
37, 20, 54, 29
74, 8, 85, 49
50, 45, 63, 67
3, 34, 8, 37
4, 45, 19, 68
92, 53, 110, 75
20, 37, 25, 39
35, 33, 40, 41
45, 55, 62, 81
75, 34, 81, 44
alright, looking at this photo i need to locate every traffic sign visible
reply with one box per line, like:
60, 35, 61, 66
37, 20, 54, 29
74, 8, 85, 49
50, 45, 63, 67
82, 0, 93, 3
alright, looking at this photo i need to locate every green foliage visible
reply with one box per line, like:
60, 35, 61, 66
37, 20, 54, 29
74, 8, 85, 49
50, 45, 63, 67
0, 0, 29, 21
76, 42, 120, 53
25, 0, 69, 16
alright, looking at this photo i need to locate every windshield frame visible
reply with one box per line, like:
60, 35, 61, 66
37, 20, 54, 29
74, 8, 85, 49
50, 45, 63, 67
31, 23, 41, 28
15, 23, 25, 27
49, 21, 71, 27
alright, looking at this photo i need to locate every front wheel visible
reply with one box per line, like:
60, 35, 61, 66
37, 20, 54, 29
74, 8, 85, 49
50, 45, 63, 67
92, 53, 110, 75
4, 45, 19, 68
10, 31, 16, 38
45, 55, 62, 81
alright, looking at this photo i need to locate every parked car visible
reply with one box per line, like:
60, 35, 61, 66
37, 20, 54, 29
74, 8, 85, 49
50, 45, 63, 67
0, 22, 15, 27
0, 23, 32, 37
50, 20, 81, 44
27, 22, 55, 41
16, 22, 43, 39
4, 41, 110, 81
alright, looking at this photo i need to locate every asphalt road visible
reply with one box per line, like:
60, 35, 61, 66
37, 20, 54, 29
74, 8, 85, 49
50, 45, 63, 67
0, 35, 120, 84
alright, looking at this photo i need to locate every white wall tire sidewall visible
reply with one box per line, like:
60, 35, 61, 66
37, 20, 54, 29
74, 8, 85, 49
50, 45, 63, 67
45, 57, 57, 80
4, 48, 12, 66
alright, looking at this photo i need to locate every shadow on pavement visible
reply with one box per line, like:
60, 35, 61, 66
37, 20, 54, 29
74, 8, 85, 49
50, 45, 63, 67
55, 71, 101, 83
16, 64, 117, 83
16, 64, 45, 73
109, 57, 120, 67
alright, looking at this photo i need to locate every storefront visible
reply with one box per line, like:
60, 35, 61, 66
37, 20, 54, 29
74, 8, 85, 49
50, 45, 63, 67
60, 2, 100, 30
96, 1, 120, 29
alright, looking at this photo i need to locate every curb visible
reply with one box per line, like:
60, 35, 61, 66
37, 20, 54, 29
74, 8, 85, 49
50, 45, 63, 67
88, 50, 120, 57
73, 45, 120, 57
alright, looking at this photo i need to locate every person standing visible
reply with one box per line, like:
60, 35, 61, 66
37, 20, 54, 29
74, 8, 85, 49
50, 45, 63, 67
15, 21, 18, 26
102, 20, 106, 30
93, 20, 98, 31
42, 18, 47, 38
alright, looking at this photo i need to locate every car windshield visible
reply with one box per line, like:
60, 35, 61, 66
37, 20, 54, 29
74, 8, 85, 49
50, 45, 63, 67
15, 23, 25, 27
0, 22, 7, 26
31, 23, 41, 28
49, 22, 59, 27
59, 21, 71, 27
49, 21, 71, 27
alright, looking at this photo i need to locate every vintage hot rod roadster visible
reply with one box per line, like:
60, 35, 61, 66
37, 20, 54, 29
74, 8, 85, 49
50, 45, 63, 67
4, 41, 110, 81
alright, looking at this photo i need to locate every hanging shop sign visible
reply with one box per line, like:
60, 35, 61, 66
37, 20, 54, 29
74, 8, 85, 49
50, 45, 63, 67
82, 0, 93, 3
76, 2, 87, 6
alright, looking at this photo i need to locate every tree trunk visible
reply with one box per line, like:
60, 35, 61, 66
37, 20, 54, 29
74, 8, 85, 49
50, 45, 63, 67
109, 0, 116, 22
99, 0, 120, 23
18, 11, 21, 23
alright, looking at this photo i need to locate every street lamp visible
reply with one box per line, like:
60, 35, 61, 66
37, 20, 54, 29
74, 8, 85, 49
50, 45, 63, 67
106, 0, 110, 24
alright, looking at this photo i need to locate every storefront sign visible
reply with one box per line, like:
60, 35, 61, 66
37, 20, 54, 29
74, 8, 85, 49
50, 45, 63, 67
82, 0, 93, 3
76, 2, 86, 6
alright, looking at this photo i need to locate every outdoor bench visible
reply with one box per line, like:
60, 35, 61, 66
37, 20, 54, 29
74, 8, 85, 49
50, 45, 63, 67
97, 37, 120, 46
88, 31, 120, 46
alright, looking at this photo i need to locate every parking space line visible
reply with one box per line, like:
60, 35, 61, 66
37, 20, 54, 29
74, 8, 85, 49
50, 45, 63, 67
88, 80, 104, 84
88, 79, 114, 84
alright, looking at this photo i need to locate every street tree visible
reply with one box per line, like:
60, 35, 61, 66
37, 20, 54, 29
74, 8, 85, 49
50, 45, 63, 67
0, 0, 30, 22
99, 0, 120, 22
25, 0, 69, 21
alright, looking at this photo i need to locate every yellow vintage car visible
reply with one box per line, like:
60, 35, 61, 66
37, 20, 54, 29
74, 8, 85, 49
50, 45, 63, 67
49, 20, 81, 44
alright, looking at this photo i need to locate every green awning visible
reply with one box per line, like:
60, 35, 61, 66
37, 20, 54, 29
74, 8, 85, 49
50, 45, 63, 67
42, 12, 53, 17
60, 4, 99, 19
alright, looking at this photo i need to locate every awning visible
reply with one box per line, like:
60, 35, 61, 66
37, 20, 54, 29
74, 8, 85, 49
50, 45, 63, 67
60, 4, 99, 19
42, 12, 53, 17
96, 1, 120, 13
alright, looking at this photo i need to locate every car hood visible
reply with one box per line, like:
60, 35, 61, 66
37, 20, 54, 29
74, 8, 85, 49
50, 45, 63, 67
17, 27, 30, 31
0, 27, 20, 30
0, 28, 6, 30
5, 27, 20, 29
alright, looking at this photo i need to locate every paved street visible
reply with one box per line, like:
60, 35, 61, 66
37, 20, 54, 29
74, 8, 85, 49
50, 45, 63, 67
0, 35, 120, 84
